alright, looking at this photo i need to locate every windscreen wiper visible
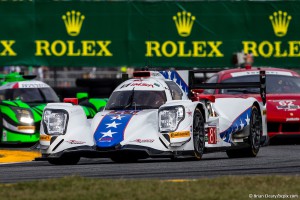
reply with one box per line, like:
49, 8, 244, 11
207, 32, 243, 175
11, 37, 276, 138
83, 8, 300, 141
124, 87, 135, 109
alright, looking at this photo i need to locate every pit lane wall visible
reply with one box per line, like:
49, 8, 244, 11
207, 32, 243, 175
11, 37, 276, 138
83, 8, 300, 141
0, 0, 299, 68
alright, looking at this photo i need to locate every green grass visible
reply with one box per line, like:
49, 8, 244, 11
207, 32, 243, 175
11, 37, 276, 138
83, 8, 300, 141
0, 176, 299, 200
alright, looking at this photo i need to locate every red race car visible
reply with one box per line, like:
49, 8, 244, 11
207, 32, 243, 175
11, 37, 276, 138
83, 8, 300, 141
198, 67, 300, 140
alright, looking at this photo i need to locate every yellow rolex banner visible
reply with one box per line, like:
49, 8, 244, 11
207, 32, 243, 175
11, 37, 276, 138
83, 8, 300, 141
0, 0, 300, 68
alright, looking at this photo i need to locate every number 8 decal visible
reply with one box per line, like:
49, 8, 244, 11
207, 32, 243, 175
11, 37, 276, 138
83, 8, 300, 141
208, 127, 217, 144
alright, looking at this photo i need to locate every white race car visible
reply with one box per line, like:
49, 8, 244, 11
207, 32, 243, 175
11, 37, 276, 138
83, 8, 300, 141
39, 70, 268, 164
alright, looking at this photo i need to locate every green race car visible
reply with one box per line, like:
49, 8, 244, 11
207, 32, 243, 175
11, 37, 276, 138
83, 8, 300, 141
0, 73, 107, 144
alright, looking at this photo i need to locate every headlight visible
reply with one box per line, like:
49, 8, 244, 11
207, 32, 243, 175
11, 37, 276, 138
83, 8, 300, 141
43, 109, 68, 135
159, 106, 185, 132
11, 107, 34, 124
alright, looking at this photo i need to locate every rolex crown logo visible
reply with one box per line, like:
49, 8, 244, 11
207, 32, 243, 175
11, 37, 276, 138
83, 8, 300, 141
173, 11, 196, 37
269, 10, 292, 37
62, 10, 85, 36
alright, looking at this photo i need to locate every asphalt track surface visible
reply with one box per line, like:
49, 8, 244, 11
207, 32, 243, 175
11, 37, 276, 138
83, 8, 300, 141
0, 139, 299, 183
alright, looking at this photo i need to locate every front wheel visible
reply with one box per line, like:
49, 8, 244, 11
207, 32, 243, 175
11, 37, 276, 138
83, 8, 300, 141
193, 108, 205, 160
47, 155, 80, 165
226, 105, 262, 158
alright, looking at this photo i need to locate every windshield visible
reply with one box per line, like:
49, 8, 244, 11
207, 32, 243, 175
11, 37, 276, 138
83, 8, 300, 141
106, 90, 167, 110
219, 75, 300, 94
5, 88, 60, 103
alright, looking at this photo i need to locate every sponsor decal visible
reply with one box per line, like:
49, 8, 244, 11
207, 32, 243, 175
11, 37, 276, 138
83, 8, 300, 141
145, 11, 223, 59
186, 109, 192, 117
109, 110, 139, 115
173, 11, 196, 37
269, 10, 292, 37
40, 135, 51, 141
169, 131, 190, 138
286, 118, 300, 122
62, 10, 85, 37
19, 83, 49, 88
94, 111, 140, 147
119, 81, 158, 89
130, 82, 154, 88
0, 40, 17, 56
35, 10, 112, 57
277, 105, 300, 110
131, 139, 154, 143
243, 11, 300, 58
275, 100, 300, 111
65, 140, 86, 144
98, 137, 113, 142
17, 126, 35, 131
231, 71, 293, 77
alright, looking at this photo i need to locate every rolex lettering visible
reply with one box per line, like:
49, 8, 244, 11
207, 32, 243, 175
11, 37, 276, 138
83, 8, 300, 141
35, 40, 112, 57
242, 10, 299, 58
145, 11, 224, 58
0, 40, 17, 56
34, 10, 113, 57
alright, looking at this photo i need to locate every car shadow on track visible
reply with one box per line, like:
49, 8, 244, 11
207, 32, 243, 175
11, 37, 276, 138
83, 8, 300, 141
269, 135, 300, 145
77, 155, 230, 165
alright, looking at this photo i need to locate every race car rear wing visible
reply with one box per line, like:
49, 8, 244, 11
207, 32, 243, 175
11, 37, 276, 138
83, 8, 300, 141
188, 70, 266, 105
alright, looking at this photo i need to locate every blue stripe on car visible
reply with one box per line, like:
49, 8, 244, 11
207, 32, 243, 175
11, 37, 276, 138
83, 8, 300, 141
219, 107, 252, 143
94, 111, 138, 148
160, 70, 189, 95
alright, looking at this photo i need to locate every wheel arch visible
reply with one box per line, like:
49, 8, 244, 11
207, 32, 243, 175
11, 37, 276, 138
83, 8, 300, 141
252, 101, 261, 114
196, 103, 206, 123
252, 100, 268, 145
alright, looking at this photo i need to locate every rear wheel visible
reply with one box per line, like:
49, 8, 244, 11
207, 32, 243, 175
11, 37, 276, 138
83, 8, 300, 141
226, 105, 262, 158
47, 155, 80, 165
193, 108, 205, 160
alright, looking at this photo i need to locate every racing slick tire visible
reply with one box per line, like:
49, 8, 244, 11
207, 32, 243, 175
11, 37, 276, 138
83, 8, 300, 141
226, 105, 262, 158
47, 155, 80, 165
193, 108, 205, 160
